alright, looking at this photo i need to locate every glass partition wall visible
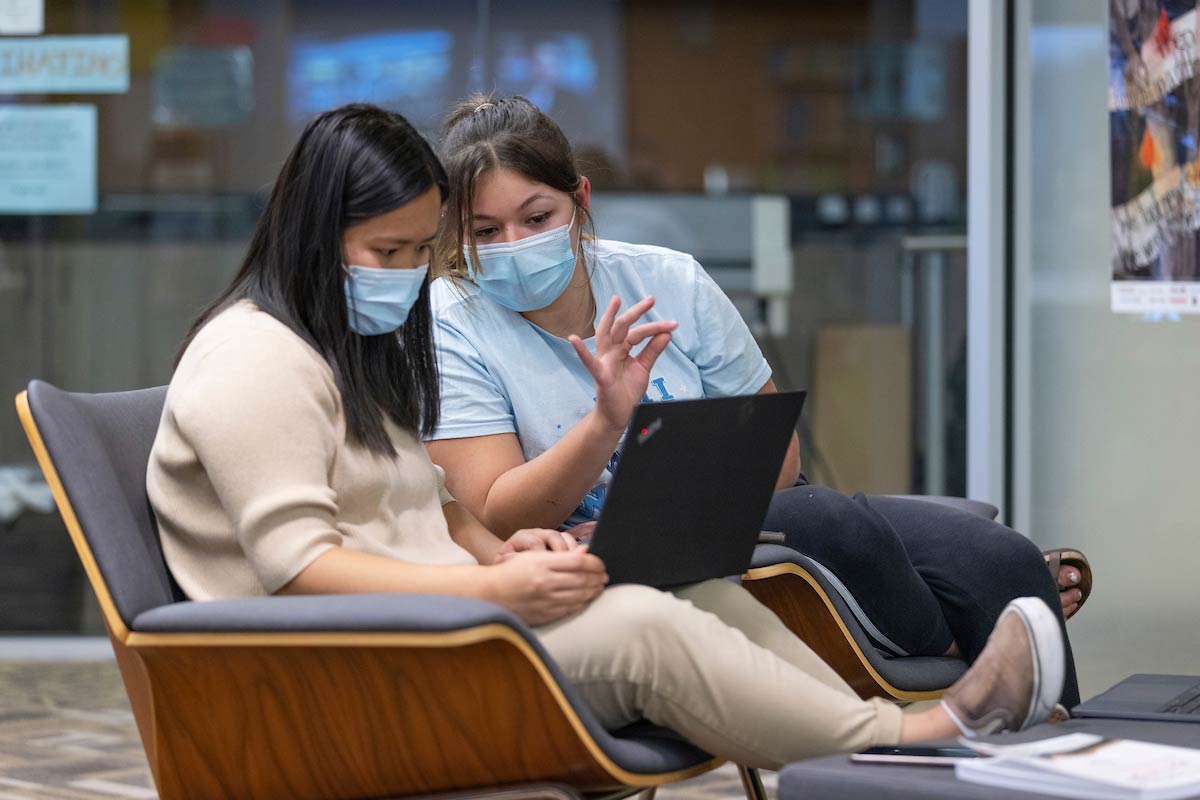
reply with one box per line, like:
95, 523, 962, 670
0, 0, 970, 633
1012, 0, 1200, 696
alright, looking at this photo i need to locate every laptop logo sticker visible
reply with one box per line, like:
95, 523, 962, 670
637, 417, 663, 444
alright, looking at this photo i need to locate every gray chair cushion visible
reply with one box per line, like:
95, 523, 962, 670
132, 593, 520, 634
750, 544, 967, 692
26, 381, 181, 626
133, 592, 711, 775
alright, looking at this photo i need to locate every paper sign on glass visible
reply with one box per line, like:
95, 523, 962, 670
0, 104, 97, 214
0, 0, 42, 34
0, 35, 128, 93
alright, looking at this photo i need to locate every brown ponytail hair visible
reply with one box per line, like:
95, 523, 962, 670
434, 93, 595, 281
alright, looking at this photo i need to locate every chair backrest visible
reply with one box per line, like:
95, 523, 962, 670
23, 380, 184, 629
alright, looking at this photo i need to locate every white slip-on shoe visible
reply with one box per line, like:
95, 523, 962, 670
940, 596, 1065, 737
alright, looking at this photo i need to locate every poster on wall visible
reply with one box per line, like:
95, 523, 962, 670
1110, 1, 1200, 314
0, 104, 96, 214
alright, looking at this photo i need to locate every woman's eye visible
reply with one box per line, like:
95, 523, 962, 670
379, 248, 397, 257
417, 244, 432, 255
529, 213, 551, 225
473, 227, 497, 238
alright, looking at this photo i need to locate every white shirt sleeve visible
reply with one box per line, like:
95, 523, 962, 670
430, 315, 518, 440
688, 259, 773, 397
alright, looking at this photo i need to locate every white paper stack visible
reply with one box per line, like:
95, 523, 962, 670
956, 737, 1200, 800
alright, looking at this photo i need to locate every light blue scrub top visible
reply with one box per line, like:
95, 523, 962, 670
429, 238, 772, 527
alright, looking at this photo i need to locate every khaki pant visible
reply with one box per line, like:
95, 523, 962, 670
536, 578, 904, 770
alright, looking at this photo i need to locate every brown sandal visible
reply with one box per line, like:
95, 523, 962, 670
1043, 548, 1092, 620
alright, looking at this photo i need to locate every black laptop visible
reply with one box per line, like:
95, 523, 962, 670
585, 391, 805, 588
1073, 674, 1200, 723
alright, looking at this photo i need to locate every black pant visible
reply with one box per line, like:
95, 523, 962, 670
764, 485, 1081, 707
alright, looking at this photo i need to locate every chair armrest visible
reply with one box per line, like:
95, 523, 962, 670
745, 544, 968, 693
749, 543, 809, 570
131, 593, 527, 635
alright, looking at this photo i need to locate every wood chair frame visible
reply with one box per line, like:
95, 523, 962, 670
18, 390, 734, 800
741, 563, 947, 703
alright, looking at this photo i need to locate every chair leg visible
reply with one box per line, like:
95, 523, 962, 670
637, 789, 657, 800
737, 765, 768, 800
585, 788, 644, 800
586, 789, 644, 800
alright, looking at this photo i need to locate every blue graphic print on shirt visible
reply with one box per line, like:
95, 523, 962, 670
579, 447, 623, 519
575, 378, 673, 521
645, 377, 675, 402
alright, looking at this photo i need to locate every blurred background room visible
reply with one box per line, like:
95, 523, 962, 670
1, 1, 1197, 798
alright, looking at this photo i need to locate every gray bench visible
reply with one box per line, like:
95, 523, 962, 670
779, 717, 1200, 800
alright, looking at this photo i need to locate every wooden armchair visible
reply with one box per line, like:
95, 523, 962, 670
741, 493, 1000, 704
17, 381, 741, 800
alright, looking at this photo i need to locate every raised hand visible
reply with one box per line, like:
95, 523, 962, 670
568, 295, 677, 432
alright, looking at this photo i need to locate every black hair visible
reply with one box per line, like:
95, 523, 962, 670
178, 103, 447, 456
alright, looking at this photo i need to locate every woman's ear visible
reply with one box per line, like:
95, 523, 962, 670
575, 176, 592, 212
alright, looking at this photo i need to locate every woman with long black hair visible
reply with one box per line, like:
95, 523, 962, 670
146, 103, 1065, 770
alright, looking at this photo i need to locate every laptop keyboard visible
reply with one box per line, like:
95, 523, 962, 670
1159, 683, 1200, 714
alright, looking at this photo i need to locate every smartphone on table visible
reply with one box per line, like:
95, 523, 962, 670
850, 745, 982, 765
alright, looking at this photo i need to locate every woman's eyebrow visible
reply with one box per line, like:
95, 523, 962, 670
368, 231, 437, 246
518, 192, 551, 209
473, 193, 551, 220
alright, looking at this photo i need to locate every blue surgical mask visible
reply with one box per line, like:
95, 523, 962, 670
343, 263, 428, 336
465, 212, 577, 312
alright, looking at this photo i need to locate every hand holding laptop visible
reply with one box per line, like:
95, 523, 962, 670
568, 521, 597, 545
488, 548, 608, 626
494, 527, 584, 561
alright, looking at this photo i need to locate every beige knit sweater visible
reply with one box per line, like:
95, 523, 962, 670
147, 300, 476, 601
